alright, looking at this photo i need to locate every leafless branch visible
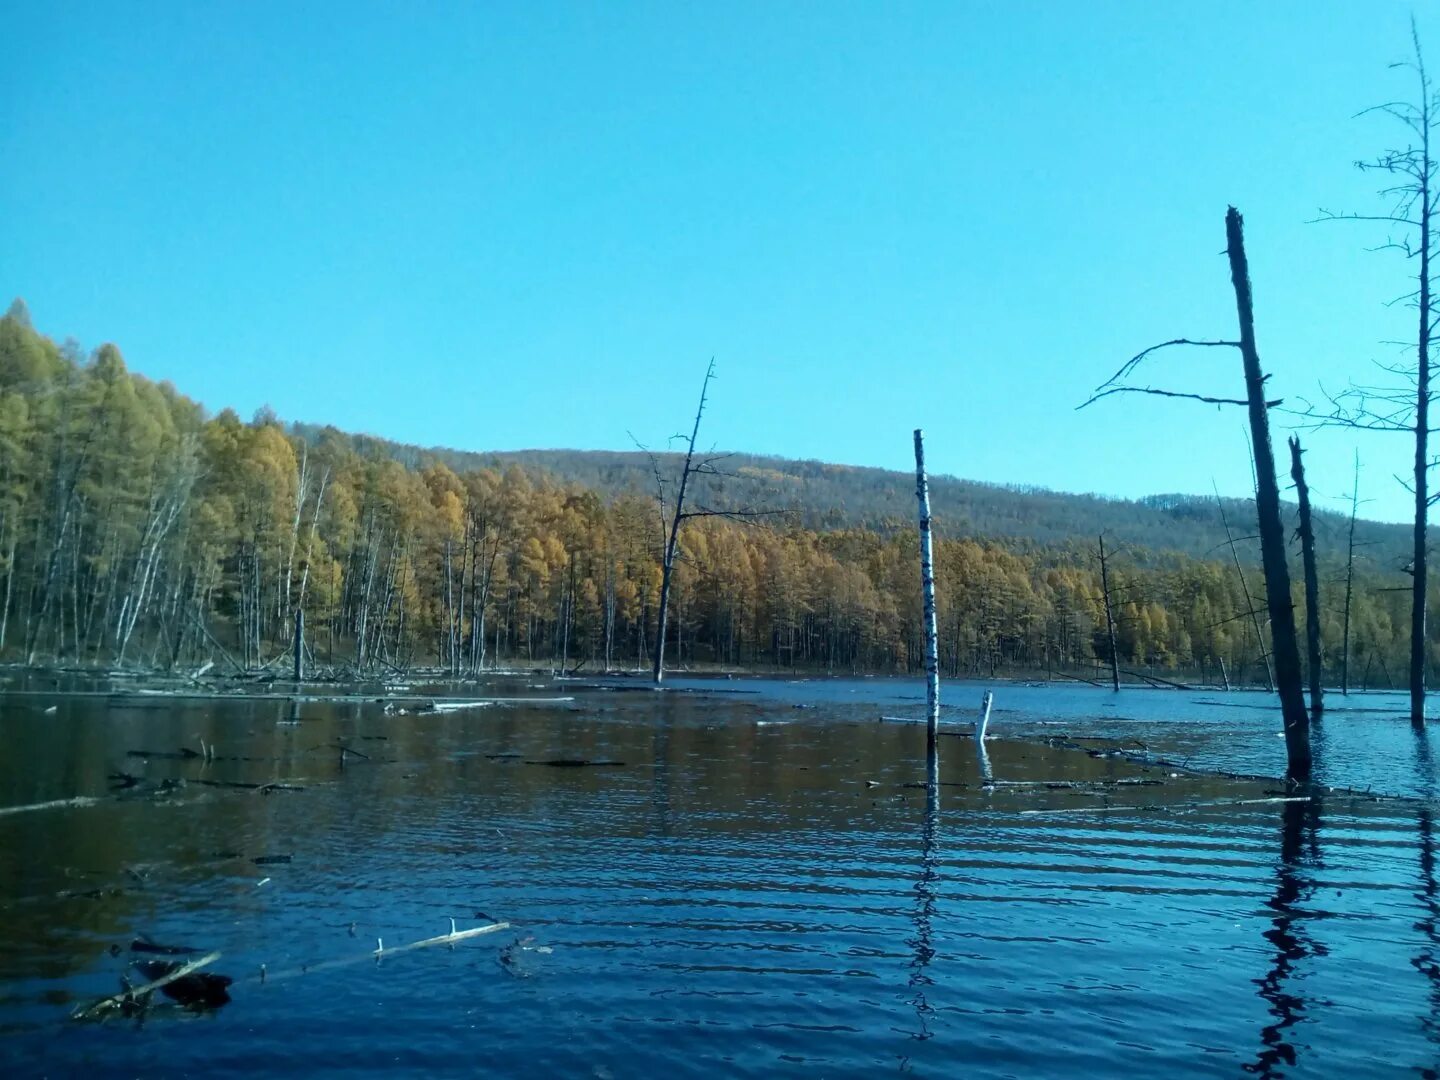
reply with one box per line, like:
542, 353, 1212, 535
1091, 338, 1240, 394
1079, 386, 1279, 410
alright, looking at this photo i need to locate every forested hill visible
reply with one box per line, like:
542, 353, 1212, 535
2, 304, 1424, 683
293, 431, 1413, 569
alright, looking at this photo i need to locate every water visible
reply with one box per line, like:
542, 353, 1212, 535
1, 677, 1438, 1076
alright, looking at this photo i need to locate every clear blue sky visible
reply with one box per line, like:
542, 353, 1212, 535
1, 1, 1434, 522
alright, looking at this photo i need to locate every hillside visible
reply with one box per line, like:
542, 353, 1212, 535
0, 304, 1421, 683
293, 428, 1413, 572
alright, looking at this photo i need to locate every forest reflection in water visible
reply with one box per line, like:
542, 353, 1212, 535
0, 679, 1438, 1076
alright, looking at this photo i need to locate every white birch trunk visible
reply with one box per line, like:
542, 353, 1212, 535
914, 429, 941, 743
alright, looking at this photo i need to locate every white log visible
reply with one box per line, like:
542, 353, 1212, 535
977, 691, 993, 741
378, 921, 509, 956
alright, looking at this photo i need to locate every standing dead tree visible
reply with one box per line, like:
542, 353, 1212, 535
1288, 437, 1324, 720
1096, 535, 1121, 692
1310, 24, 1436, 728
641, 359, 782, 684
914, 429, 941, 745
1081, 207, 1312, 782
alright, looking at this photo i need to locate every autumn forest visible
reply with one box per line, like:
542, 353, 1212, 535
0, 301, 1424, 687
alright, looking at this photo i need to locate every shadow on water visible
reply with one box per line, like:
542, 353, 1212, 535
901, 749, 941, 1069
1245, 795, 1324, 1078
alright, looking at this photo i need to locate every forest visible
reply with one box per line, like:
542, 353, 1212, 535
0, 300, 1424, 687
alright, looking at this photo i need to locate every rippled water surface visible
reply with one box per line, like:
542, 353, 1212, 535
2, 676, 1439, 1076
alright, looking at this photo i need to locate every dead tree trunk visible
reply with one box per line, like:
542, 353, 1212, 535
913, 429, 940, 745
653, 359, 715, 684
1228, 206, 1311, 781
1098, 534, 1121, 692
1414, 118, 1433, 730
1288, 436, 1324, 720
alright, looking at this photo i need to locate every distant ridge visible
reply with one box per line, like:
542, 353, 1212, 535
292, 425, 1412, 571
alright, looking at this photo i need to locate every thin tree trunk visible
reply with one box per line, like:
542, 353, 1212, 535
1216, 482, 1275, 692
1414, 109, 1433, 728
1289, 436, 1324, 720
914, 429, 940, 744
1342, 453, 1359, 695
1098, 534, 1121, 692
653, 360, 715, 684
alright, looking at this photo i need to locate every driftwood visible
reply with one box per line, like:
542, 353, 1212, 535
73, 950, 222, 1020
376, 920, 509, 958
256, 920, 511, 985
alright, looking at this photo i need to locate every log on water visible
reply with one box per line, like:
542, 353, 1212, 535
254, 920, 511, 985
73, 950, 223, 1020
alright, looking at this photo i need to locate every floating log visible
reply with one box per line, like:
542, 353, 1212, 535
254, 920, 511, 984
376, 920, 509, 958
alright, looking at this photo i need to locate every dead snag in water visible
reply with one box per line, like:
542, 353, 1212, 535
1079, 207, 1312, 782
1097, 534, 1121, 692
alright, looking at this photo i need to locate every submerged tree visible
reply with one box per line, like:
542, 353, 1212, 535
1082, 207, 1312, 782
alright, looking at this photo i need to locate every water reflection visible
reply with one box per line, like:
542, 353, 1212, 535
1413, 807, 1440, 1054
901, 750, 942, 1068
1245, 796, 1324, 1077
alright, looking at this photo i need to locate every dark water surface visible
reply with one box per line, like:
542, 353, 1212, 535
2, 677, 1438, 1076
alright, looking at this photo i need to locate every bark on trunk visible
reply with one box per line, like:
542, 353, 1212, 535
1227, 206, 1311, 782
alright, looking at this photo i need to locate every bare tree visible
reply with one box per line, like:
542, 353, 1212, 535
1310, 23, 1436, 727
643, 360, 784, 684
1082, 207, 1312, 781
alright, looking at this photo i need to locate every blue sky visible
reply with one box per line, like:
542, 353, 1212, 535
1, 2, 1435, 522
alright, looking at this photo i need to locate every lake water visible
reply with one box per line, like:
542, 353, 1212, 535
1, 675, 1438, 1076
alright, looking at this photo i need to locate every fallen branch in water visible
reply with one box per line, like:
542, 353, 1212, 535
254, 920, 511, 984
73, 950, 222, 1020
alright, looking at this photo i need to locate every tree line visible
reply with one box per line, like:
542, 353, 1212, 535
0, 302, 1425, 684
